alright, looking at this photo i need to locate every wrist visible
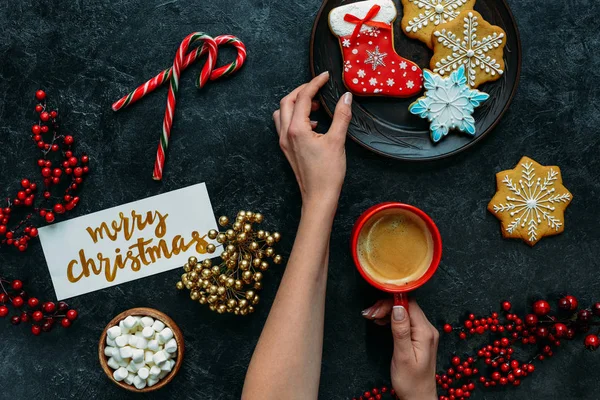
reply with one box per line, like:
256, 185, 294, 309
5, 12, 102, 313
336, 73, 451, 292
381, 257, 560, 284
301, 196, 338, 220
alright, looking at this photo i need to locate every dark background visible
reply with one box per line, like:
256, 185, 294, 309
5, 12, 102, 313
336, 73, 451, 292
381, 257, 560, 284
0, 0, 598, 399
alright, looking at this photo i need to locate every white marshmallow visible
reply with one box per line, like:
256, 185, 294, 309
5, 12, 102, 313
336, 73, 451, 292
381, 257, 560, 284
147, 340, 160, 351
151, 320, 165, 332
158, 328, 173, 344
132, 348, 144, 363
107, 357, 120, 370
159, 358, 173, 372
104, 346, 116, 357
113, 367, 128, 382
144, 350, 154, 363
138, 367, 150, 380
134, 331, 144, 338
128, 334, 139, 347
142, 326, 155, 339
133, 375, 147, 390
107, 326, 121, 340
106, 336, 116, 347
141, 316, 154, 327
124, 372, 135, 385
118, 358, 130, 368
118, 320, 130, 334
119, 346, 133, 359
135, 337, 148, 350
112, 350, 124, 363
147, 377, 159, 387
126, 360, 146, 373
164, 338, 177, 354
149, 365, 161, 378
158, 369, 169, 379
152, 350, 168, 365
123, 316, 138, 329
115, 334, 130, 348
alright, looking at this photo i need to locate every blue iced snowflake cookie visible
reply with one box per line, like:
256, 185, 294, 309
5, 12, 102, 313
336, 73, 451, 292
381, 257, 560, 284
408, 65, 489, 143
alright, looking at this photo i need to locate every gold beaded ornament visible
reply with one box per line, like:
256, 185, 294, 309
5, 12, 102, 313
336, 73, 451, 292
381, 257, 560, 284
175, 211, 283, 315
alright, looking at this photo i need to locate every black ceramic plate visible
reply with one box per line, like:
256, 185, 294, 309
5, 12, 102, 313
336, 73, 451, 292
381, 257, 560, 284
310, 0, 522, 160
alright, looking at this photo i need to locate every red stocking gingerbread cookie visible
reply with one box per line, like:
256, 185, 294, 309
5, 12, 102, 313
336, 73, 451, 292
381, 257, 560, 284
328, 0, 423, 97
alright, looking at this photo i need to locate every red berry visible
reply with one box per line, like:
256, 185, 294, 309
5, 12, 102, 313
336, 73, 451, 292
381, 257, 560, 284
0, 305, 8, 317
41, 167, 51, 177
27, 297, 39, 308
584, 334, 599, 351
41, 125, 49, 133
11, 315, 21, 325
451, 356, 461, 366
12, 296, 24, 308
40, 111, 50, 121
565, 295, 578, 310
0, 293, 7, 303
43, 302, 56, 313
524, 314, 538, 326
32, 124, 42, 135
64, 135, 74, 145
32, 311, 43, 322
29, 227, 38, 237
35, 104, 43, 113
42, 320, 53, 332
578, 309, 591, 322
593, 303, 600, 317
533, 300, 551, 316
73, 167, 83, 177
50, 111, 57, 118
68, 156, 78, 167
459, 332, 467, 340
53, 204, 65, 214
31, 324, 41, 335
443, 324, 452, 333
57, 301, 69, 312
35, 90, 46, 101
502, 301, 511, 311
20, 312, 29, 323
536, 326, 549, 338
553, 323, 568, 338
66, 309, 78, 321
45, 212, 55, 223
81, 155, 89, 163
61, 318, 71, 328
11, 280, 23, 290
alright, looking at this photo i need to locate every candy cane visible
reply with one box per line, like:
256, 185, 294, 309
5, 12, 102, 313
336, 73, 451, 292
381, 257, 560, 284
111, 35, 247, 111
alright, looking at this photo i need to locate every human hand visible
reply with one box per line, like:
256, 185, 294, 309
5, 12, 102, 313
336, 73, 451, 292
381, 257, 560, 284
362, 298, 439, 400
273, 71, 353, 208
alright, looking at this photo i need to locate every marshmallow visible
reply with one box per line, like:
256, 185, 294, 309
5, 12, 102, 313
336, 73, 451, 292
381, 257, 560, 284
128, 334, 139, 347
159, 358, 174, 372
124, 373, 135, 385
152, 350, 168, 365
158, 369, 169, 379
147, 377, 159, 387
164, 338, 177, 354
118, 321, 130, 334
126, 360, 146, 373
158, 328, 173, 344
113, 367, 128, 382
141, 316, 154, 327
151, 320, 165, 332
115, 334, 130, 348
119, 346, 133, 359
133, 375, 147, 390
107, 357, 120, 370
142, 326, 155, 339
123, 316, 138, 329
134, 331, 144, 338
149, 365, 161, 378
138, 367, 150, 380
106, 336, 116, 347
147, 340, 160, 351
107, 326, 121, 340
104, 346, 116, 357
135, 337, 148, 350
132, 348, 144, 363
118, 358, 130, 368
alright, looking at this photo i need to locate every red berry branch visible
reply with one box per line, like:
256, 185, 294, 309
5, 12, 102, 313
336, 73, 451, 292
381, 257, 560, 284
352, 296, 599, 400
0, 90, 90, 252
0, 277, 77, 334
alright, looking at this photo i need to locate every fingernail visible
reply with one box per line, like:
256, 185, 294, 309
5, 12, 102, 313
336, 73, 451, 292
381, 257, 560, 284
393, 306, 406, 322
319, 71, 330, 77
371, 306, 380, 319
344, 92, 353, 105
310, 120, 318, 125
361, 307, 371, 316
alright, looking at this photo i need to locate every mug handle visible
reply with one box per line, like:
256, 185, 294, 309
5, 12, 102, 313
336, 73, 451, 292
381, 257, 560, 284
394, 293, 409, 310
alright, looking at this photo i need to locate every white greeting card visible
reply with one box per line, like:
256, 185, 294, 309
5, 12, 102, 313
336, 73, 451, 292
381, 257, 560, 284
39, 183, 217, 300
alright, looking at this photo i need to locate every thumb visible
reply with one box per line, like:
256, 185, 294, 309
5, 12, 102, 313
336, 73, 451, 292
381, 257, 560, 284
391, 306, 415, 364
328, 92, 353, 141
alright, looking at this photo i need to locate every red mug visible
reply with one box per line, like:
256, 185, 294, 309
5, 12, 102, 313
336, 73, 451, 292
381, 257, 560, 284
351, 202, 442, 309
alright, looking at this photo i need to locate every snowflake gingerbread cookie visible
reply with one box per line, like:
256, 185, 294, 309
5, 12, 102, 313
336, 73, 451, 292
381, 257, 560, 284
488, 157, 573, 247
409, 65, 489, 143
328, 0, 423, 97
401, 0, 476, 49
431, 10, 506, 88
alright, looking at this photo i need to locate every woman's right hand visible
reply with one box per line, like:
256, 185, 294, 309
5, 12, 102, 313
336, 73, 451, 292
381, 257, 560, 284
362, 298, 439, 400
273, 71, 353, 209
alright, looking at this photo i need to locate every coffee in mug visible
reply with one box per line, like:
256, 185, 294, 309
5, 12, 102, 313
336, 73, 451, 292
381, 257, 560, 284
357, 208, 434, 286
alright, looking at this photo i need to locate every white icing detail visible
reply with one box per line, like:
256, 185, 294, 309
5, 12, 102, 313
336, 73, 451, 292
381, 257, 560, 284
405, 0, 470, 33
406, 80, 414, 89
369, 77, 378, 86
344, 61, 353, 72
363, 88, 367, 92
433, 11, 505, 87
491, 163, 571, 243
364, 46, 387, 70
357, 69, 366, 78
399, 61, 407, 69
352, 49, 359, 55
329, 0, 396, 37
368, 41, 373, 45
411, 66, 417, 71
387, 78, 395, 86
342, 39, 351, 47
352, 78, 359, 84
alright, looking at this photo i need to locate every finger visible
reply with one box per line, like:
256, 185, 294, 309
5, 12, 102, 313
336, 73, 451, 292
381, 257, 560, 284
311, 100, 320, 112
374, 318, 390, 326
290, 71, 330, 131
310, 121, 318, 130
280, 84, 308, 138
370, 299, 393, 320
407, 299, 437, 359
328, 92, 353, 142
361, 299, 388, 319
391, 304, 415, 365
273, 110, 281, 135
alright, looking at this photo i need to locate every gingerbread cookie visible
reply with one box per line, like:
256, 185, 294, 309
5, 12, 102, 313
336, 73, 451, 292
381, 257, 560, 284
431, 10, 506, 88
328, 0, 423, 97
401, 0, 476, 49
409, 65, 489, 143
488, 157, 573, 246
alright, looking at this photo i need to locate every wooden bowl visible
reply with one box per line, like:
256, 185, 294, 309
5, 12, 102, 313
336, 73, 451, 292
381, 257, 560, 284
98, 307, 184, 393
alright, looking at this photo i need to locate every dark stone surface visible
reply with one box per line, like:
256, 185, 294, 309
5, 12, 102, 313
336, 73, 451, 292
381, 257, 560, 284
0, 0, 598, 399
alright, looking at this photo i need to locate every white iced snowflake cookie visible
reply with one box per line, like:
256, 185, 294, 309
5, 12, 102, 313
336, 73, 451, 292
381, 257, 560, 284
487, 157, 573, 246
431, 10, 506, 88
401, 0, 476, 48
409, 65, 489, 143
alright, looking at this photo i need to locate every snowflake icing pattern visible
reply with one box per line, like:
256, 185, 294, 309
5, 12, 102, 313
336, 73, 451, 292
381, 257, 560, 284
365, 46, 387, 71
489, 159, 572, 245
432, 11, 505, 87
344, 61, 352, 72
342, 39, 351, 48
405, 0, 470, 33
409, 65, 489, 143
